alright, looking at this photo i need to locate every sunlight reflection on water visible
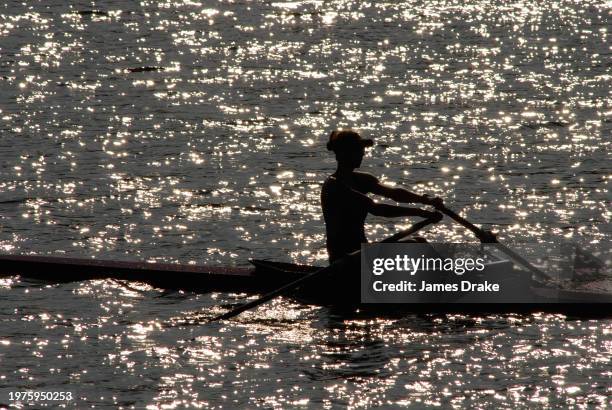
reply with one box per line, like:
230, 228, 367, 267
0, 0, 609, 265
0, 0, 610, 408
1, 280, 609, 408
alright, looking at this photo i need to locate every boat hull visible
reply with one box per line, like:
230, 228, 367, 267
1, 255, 610, 317
0, 255, 299, 293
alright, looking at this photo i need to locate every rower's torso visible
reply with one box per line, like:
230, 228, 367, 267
321, 172, 376, 262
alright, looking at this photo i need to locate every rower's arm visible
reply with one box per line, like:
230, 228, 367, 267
367, 176, 442, 207
341, 186, 438, 219
369, 203, 439, 218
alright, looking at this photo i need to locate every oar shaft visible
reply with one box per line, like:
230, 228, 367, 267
209, 267, 329, 321
437, 206, 484, 239
438, 206, 551, 281
381, 214, 440, 243
488, 242, 550, 281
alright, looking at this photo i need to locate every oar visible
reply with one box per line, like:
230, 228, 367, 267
209, 214, 441, 322
380, 212, 442, 243
437, 205, 552, 282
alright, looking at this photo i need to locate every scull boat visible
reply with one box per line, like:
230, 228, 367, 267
1, 254, 610, 317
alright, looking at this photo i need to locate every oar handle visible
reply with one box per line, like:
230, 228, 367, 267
437, 205, 551, 281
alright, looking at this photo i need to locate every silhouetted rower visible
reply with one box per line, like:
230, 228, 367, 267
322, 130, 443, 262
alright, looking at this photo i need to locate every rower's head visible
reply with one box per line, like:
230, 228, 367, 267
327, 130, 373, 169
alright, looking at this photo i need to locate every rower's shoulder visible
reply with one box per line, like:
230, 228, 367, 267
324, 171, 378, 183
322, 175, 337, 188
353, 171, 379, 184
322, 172, 379, 194
322, 175, 338, 196
353, 171, 380, 191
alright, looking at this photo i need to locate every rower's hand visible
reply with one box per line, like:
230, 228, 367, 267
431, 211, 443, 223
423, 195, 444, 209
420, 210, 443, 223
478, 230, 498, 243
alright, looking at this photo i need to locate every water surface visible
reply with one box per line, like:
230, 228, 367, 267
0, 0, 610, 408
